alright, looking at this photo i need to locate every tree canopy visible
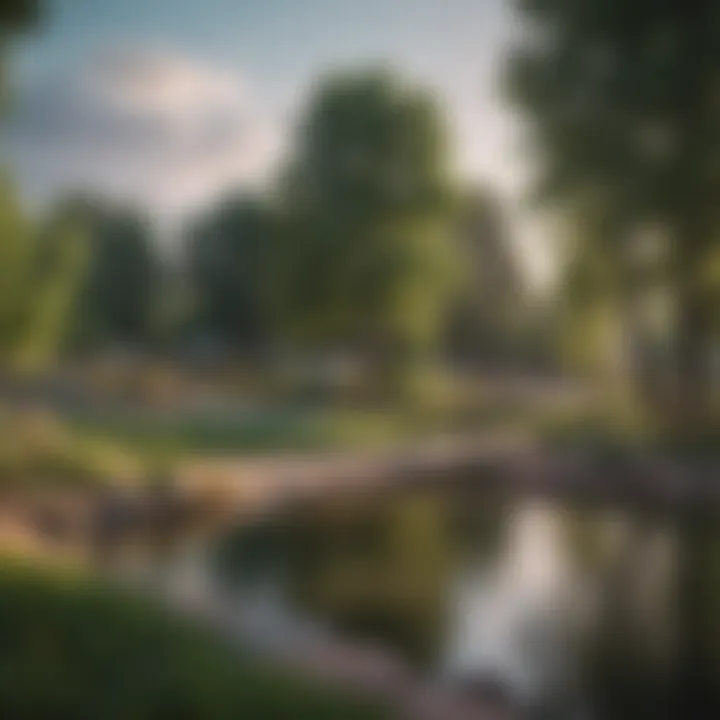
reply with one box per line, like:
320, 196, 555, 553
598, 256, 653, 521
508, 0, 720, 424
54, 197, 158, 349
274, 69, 460, 380
0, 181, 87, 371
447, 188, 526, 364
186, 194, 275, 352
0, 0, 41, 99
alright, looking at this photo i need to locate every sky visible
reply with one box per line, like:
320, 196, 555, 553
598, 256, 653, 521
3, 0, 551, 282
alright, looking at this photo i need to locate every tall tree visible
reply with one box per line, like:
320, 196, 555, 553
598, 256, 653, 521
0, 180, 87, 372
187, 194, 275, 353
0, 2, 88, 373
507, 0, 720, 426
58, 197, 158, 349
447, 188, 526, 364
275, 69, 460, 384
0, 0, 41, 100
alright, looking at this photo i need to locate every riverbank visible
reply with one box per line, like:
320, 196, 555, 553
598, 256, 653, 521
0, 554, 391, 720
3, 427, 719, 720
5, 422, 719, 562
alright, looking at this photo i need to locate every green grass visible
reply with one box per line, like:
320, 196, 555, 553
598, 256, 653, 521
0, 410, 144, 488
0, 392, 550, 488
534, 400, 720, 462
68, 405, 457, 461
65, 377, 561, 463
0, 556, 389, 720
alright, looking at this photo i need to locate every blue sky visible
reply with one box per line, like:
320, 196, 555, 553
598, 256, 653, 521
20, 0, 509, 101
5, 0, 549, 280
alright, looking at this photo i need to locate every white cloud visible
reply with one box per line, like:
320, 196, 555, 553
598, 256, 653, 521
4, 48, 282, 221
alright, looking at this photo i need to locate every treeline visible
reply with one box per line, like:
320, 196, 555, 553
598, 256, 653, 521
5, 69, 534, 385
9, 0, 720, 428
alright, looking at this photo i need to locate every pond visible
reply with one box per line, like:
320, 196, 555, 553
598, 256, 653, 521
214, 485, 720, 719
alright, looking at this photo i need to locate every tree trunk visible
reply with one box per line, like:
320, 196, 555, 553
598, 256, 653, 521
672, 234, 713, 433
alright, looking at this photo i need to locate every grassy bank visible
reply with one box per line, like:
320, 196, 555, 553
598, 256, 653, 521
69, 406, 430, 459
65, 384, 552, 462
0, 556, 388, 719
0, 409, 144, 489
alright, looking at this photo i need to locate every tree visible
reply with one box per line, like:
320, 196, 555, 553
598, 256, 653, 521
0, 180, 87, 372
447, 187, 526, 365
0, 0, 41, 100
57, 197, 158, 349
274, 69, 460, 385
186, 194, 276, 353
0, 1, 86, 374
0, 0, 40, 31
507, 0, 720, 426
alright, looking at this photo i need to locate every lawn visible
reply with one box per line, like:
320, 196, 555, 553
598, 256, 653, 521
67, 405, 449, 461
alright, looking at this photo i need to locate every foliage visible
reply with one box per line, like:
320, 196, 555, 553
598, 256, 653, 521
274, 69, 460, 381
54, 196, 159, 348
0, 0, 40, 33
186, 194, 276, 351
0, 0, 41, 100
0, 410, 142, 488
446, 187, 526, 363
0, 181, 87, 372
0, 558, 388, 720
507, 0, 720, 423
0, 1, 87, 373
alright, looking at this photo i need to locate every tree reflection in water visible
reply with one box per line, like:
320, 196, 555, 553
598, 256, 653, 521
215, 488, 720, 719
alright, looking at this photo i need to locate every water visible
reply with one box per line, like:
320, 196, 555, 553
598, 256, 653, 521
215, 486, 720, 719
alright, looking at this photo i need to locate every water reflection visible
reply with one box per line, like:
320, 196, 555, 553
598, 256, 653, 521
442, 502, 588, 710
214, 488, 720, 718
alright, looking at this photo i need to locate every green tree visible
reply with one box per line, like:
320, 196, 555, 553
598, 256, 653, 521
0, 1, 87, 373
447, 187, 526, 365
58, 197, 158, 349
186, 194, 275, 353
0, 0, 39, 32
275, 69, 460, 385
507, 0, 720, 426
0, 0, 40, 101
0, 180, 87, 372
